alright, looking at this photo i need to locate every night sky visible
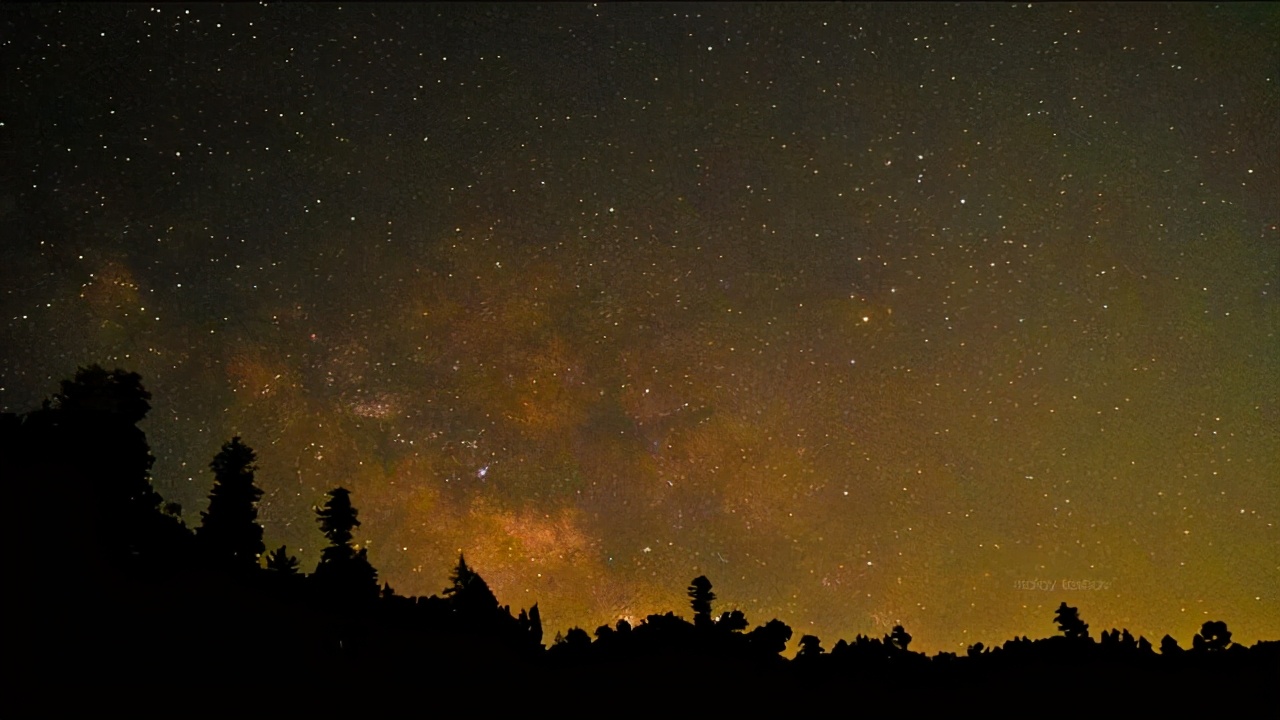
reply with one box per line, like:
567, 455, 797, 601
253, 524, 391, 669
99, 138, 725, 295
3, 3, 1277, 654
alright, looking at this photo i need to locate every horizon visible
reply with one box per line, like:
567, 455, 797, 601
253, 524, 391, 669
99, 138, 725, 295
2, 2, 1276, 656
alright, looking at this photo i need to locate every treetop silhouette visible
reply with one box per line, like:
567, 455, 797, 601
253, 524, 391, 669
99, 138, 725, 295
1054, 601, 1090, 640
1194, 621, 1232, 652
444, 553, 500, 615
312, 487, 377, 600
197, 436, 265, 571
38, 364, 188, 566
54, 364, 151, 424
888, 624, 913, 653
716, 609, 749, 633
747, 618, 793, 656
688, 575, 715, 627
796, 634, 824, 658
317, 487, 360, 550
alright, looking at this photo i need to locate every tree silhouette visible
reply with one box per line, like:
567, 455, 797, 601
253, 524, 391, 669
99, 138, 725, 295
1193, 620, 1231, 651
317, 487, 360, 550
796, 634, 824, 658
312, 487, 377, 600
1120, 629, 1136, 648
264, 545, 300, 575
747, 619, 793, 656
349, 548, 378, 592
562, 627, 591, 647
1053, 601, 1090, 640
51, 365, 187, 564
688, 575, 715, 627
55, 365, 159, 511
552, 626, 592, 660
888, 624, 913, 653
197, 437, 264, 571
55, 365, 151, 425
716, 609, 749, 633
17, 366, 1280, 709
517, 603, 544, 646
443, 553, 499, 615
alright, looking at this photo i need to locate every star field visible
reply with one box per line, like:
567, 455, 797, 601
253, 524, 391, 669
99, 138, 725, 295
2, 3, 1277, 653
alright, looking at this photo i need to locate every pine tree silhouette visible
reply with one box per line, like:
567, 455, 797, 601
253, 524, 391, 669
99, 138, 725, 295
443, 553, 499, 615
317, 487, 360, 550
688, 575, 715, 627
1053, 601, 1090, 640
312, 487, 377, 601
197, 437, 264, 571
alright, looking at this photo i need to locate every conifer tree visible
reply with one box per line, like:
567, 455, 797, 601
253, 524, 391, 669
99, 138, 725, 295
688, 575, 715, 627
312, 487, 377, 600
444, 553, 499, 614
317, 487, 359, 552
1053, 601, 1090, 640
197, 437, 264, 570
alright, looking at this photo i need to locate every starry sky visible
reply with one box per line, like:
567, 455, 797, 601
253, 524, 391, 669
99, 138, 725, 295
3, 3, 1277, 654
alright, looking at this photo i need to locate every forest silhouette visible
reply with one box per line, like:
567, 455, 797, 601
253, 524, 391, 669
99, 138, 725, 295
6, 366, 1276, 713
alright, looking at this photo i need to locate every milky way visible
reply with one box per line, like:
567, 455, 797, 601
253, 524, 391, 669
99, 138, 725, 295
3, 3, 1277, 653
